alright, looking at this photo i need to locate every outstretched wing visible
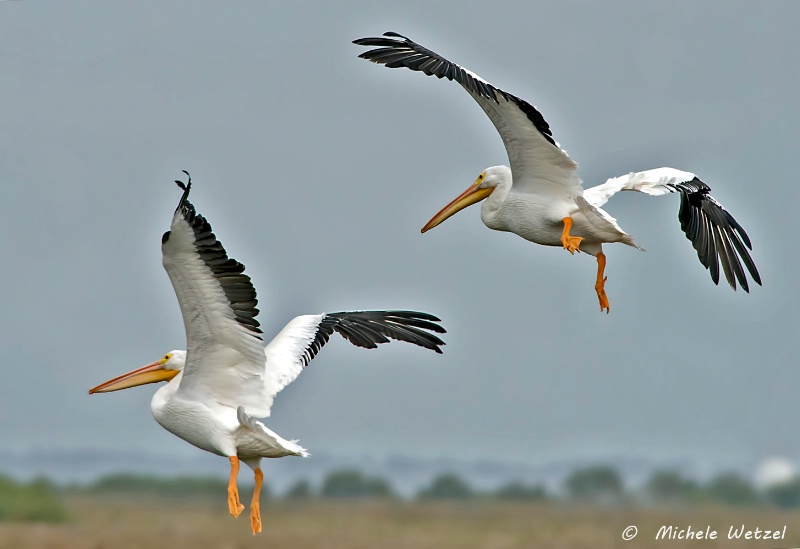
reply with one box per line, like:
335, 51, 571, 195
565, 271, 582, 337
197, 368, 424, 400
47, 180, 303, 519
354, 32, 581, 196
259, 311, 446, 416
161, 175, 268, 412
584, 168, 761, 291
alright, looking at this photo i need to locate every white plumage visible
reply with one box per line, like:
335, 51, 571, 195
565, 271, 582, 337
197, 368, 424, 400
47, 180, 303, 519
355, 32, 761, 312
90, 174, 446, 533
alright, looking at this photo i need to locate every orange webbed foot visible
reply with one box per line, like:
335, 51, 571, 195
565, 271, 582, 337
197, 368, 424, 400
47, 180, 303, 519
561, 234, 584, 255
560, 217, 583, 254
250, 501, 262, 534
228, 490, 244, 518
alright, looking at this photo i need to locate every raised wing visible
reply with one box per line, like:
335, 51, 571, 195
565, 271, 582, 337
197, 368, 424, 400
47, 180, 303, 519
584, 168, 761, 291
259, 311, 446, 416
161, 174, 268, 413
354, 32, 582, 196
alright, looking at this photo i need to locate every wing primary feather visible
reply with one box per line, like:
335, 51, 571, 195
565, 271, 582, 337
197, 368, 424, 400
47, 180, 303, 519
727, 230, 761, 286
174, 171, 192, 212
712, 225, 736, 289
333, 322, 383, 349
672, 178, 760, 290
353, 31, 559, 147
706, 214, 720, 285
720, 225, 749, 292
294, 310, 446, 368
371, 50, 419, 65
693, 209, 709, 267
328, 311, 446, 353
364, 321, 444, 353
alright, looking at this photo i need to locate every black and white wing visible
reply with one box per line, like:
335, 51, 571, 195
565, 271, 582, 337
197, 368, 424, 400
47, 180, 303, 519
161, 174, 269, 414
354, 32, 582, 195
583, 168, 762, 291
259, 311, 446, 416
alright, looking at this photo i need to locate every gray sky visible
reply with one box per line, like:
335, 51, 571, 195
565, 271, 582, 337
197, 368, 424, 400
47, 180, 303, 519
1, 1, 797, 475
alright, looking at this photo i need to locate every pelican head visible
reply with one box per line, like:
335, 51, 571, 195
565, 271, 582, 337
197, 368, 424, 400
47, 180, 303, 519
421, 165, 511, 233
89, 350, 186, 394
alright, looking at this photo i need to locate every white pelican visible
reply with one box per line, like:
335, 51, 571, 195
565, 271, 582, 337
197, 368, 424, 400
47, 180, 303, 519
89, 173, 446, 534
354, 32, 761, 312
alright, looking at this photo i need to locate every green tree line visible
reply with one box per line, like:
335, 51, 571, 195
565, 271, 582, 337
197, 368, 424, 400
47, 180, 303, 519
4, 464, 800, 524
276, 465, 800, 508
0, 474, 67, 522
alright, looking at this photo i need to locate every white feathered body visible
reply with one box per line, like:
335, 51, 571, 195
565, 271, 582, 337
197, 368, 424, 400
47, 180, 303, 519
150, 371, 307, 461
478, 166, 640, 256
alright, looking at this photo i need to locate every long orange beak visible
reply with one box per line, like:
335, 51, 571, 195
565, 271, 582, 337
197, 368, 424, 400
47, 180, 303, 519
89, 359, 179, 394
421, 178, 494, 233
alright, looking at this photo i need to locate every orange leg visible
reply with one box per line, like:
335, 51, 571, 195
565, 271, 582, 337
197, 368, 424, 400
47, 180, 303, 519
227, 456, 244, 518
595, 251, 609, 314
250, 467, 264, 534
560, 217, 584, 254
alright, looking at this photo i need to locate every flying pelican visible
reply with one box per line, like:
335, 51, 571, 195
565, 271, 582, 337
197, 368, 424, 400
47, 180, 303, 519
89, 174, 446, 534
354, 32, 761, 312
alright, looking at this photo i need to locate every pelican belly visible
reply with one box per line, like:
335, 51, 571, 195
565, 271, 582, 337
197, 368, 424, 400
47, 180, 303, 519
491, 194, 577, 247
152, 395, 238, 457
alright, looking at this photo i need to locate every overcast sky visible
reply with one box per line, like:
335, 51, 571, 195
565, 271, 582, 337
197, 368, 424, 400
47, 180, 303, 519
1, 1, 797, 476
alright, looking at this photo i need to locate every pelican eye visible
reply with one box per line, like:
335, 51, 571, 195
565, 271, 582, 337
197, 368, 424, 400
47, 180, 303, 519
164, 354, 171, 361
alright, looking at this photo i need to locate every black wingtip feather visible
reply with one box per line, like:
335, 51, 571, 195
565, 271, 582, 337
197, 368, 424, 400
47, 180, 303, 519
174, 171, 192, 212
354, 31, 558, 147
672, 177, 760, 292
169, 173, 262, 338
298, 310, 446, 367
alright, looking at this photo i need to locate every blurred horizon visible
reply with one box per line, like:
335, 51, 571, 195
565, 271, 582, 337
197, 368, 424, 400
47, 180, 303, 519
1, 448, 795, 498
